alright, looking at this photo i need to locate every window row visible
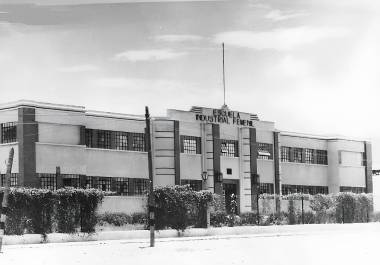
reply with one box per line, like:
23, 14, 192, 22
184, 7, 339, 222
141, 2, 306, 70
281, 147, 328, 165
85, 129, 146, 152
39, 174, 149, 196
281, 184, 328, 195
259, 183, 274, 194
180, 179, 203, 191
340, 186, 366, 194
1, 122, 17, 144
0, 173, 19, 187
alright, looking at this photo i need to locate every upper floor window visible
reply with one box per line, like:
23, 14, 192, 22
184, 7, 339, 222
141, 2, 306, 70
85, 129, 93, 148
181, 179, 202, 191
115, 131, 128, 150
257, 143, 273, 160
97, 130, 112, 149
281, 146, 291, 162
316, 150, 328, 165
181, 135, 201, 154
131, 133, 145, 152
221, 140, 239, 157
292, 147, 303, 163
1, 122, 17, 143
305, 148, 314, 164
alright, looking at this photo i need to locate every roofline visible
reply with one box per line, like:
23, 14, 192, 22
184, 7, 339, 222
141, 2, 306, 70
280, 131, 369, 142
0, 100, 85, 112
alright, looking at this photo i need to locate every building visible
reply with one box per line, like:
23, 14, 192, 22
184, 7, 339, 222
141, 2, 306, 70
0, 100, 373, 213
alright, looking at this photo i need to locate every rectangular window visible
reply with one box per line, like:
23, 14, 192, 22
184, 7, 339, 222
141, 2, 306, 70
281, 184, 328, 195
132, 178, 149, 195
1, 122, 17, 143
340, 186, 366, 194
316, 150, 328, 165
131, 133, 145, 152
97, 130, 111, 149
115, 178, 129, 195
39, 173, 57, 190
85, 129, 93, 148
281, 146, 291, 162
259, 183, 274, 194
305, 148, 314, 164
181, 135, 201, 154
221, 140, 239, 157
86, 176, 93, 189
96, 177, 111, 191
181, 179, 202, 191
115, 131, 128, 150
62, 174, 81, 188
292, 148, 303, 163
0, 173, 18, 187
257, 143, 273, 160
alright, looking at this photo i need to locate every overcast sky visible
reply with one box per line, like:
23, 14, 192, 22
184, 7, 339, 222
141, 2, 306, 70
0, 0, 379, 168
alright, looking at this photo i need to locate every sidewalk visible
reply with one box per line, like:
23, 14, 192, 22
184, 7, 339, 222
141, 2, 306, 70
3, 222, 380, 246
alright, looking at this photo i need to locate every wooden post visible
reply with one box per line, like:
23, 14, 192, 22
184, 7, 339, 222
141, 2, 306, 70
0, 148, 15, 253
145, 106, 155, 247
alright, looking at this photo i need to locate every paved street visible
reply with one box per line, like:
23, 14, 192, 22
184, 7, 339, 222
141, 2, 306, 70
1, 224, 379, 265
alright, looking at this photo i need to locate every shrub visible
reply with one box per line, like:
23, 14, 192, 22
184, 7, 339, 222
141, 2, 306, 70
98, 212, 132, 226
240, 212, 259, 225
287, 199, 296, 225
153, 185, 214, 231
131, 212, 147, 225
261, 212, 288, 226
210, 210, 228, 227
310, 194, 334, 224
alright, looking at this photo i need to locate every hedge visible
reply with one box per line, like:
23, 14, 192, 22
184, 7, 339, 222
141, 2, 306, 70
0, 187, 107, 236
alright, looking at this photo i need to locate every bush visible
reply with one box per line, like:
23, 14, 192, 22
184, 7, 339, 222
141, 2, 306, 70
153, 185, 214, 231
98, 212, 132, 226
287, 199, 296, 225
310, 194, 335, 224
210, 210, 228, 227
240, 212, 259, 225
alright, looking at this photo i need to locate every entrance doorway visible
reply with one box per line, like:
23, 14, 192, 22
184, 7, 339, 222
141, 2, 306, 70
223, 180, 239, 214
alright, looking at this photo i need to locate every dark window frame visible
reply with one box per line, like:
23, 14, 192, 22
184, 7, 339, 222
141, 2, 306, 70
1, 122, 17, 144
221, 139, 239, 157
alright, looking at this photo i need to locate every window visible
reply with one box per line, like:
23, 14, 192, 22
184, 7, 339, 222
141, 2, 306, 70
96, 177, 111, 191
0, 173, 18, 187
281, 184, 328, 195
97, 130, 111, 149
85, 129, 93, 148
62, 174, 81, 188
132, 178, 149, 195
221, 140, 238, 157
340, 186, 366, 194
259, 183, 274, 194
181, 135, 201, 154
316, 150, 328, 165
181, 179, 202, 191
292, 148, 303, 163
115, 178, 129, 195
1, 122, 17, 143
226, 168, 232, 175
361, 153, 366, 166
281, 146, 291, 162
257, 143, 273, 160
131, 133, 145, 152
86, 176, 93, 189
115, 131, 128, 150
305, 149, 314, 164
40, 174, 56, 190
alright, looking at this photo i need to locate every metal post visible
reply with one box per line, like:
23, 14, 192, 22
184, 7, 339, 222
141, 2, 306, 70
145, 106, 155, 247
301, 195, 304, 224
0, 148, 14, 253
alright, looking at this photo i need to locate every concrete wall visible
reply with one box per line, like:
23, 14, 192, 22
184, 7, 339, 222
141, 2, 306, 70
85, 115, 145, 132
281, 163, 328, 186
35, 108, 85, 125
0, 109, 18, 124
97, 196, 147, 214
180, 154, 202, 180
280, 135, 327, 149
221, 157, 239, 180
38, 123, 81, 145
257, 160, 275, 183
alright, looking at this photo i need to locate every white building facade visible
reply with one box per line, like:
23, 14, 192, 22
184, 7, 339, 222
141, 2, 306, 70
0, 100, 373, 214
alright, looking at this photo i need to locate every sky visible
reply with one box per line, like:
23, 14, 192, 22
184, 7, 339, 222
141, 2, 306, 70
0, 0, 379, 168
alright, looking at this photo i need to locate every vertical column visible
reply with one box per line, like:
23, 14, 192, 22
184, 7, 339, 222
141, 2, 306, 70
364, 142, 373, 193
174, 120, 181, 185
249, 128, 258, 211
79, 126, 86, 145
240, 127, 251, 213
212, 124, 222, 195
273, 132, 281, 213
18, 107, 39, 187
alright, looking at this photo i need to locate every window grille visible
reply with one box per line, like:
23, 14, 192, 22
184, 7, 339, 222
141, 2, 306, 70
259, 183, 274, 194
281, 184, 328, 195
221, 140, 239, 157
85, 129, 93, 148
62, 174, 81, 188
96, 177, 111, 191
131, 133, 145, 152
292, 148, 303, 163
181, 135, 201, 154
1, 122, 17, 143
97, 130, 111, 149
281, 146, 291, 162
305, 148, 314, 164
115, 131, 128, 150
39, 173, 57, 190
257, 143, 273, 160
181, 179, 202, 191
340, 186, 366, 194
316, 150, 328, 165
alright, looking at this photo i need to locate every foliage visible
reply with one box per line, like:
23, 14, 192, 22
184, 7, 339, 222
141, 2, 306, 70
153, 185, 214, 231
97, 212, 147, 226
210, 211, 228, 227
240, 212, 259, 225
287, 198, 296, 225
0, 187, 106, 236
310, 194, 335, 224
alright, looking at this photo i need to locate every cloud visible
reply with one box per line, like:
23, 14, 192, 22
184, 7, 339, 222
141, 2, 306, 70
214, 26, 349, 51
58, 64, 99, 73
113, 49, 187, 62
155, 34, 203, 42
264, 10, 308, 21
1, 0, 223, 5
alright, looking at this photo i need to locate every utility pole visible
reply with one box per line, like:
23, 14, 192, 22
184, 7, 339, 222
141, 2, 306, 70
0, 148, 15, 253
145, 106, 155, 247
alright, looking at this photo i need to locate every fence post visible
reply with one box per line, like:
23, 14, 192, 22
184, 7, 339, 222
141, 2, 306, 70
301, 195, 304, 224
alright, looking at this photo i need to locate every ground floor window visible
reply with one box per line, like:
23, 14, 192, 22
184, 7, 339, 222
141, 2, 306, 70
0, 173, 19, 187
39, 173, 57, 190
281, 184, 328, 195
181, 179, 202, 191
340, 186, 366, 194
259, 183, 274, 194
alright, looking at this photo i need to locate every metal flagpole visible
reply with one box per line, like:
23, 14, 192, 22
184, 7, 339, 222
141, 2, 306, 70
222, 43, 226, 106
0, 148, 14, 253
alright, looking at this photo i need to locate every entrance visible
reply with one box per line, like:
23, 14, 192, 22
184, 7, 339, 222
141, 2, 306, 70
223, 180, 239, 214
